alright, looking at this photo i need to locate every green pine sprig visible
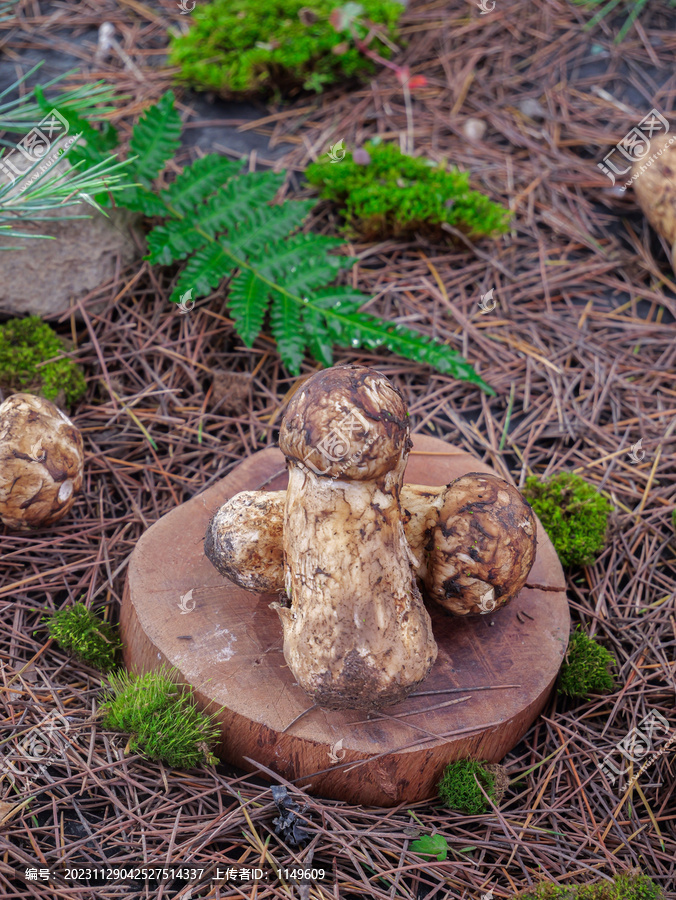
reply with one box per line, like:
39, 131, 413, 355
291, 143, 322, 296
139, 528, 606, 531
0, 63, 135, 244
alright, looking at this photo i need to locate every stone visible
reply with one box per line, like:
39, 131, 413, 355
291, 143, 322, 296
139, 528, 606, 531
0, 203, 142, 318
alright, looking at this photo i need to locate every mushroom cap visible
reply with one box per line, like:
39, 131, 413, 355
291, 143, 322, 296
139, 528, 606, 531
425, 472, 536, 615
631, 133, 676, 267
205, 490, 285, 593
279, 365, 411, 480
0, 392, 84, 530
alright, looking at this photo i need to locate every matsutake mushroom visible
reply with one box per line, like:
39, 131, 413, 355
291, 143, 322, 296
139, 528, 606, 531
205, 475, 537, 617
205, 483, 446, 595
0, 393, 84, 530
273, 365, 437, 710
631, 133, 676, 275
424, 473, 536, 615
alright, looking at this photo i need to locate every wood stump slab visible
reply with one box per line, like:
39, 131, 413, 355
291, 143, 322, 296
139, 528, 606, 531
121, 435, 569, 806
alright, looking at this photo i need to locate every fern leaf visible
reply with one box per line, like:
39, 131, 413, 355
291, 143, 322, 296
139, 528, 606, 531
146, 219, 207, 265
169, 242, 236, 303
227, 268, 270, 346
148, 172, 286, 265
255, 233, 348, 294
301, 307, 335, 368
225, 199, 316, 258
269, 288, 306, 374
195, 171, 284, 239
162, 154, 243, 214
127, 90, 181, 187
332, 310, 493, 392
117, 187, 168, 217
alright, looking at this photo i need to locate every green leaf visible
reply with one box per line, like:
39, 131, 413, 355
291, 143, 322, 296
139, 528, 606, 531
162, 154, 243, 214
227, 268, 270, 346
127, 90, 182, 187
269, 287, 306, 375
410, 833, 448, 861
169, 242, 236, 303
114, 186, 166, 216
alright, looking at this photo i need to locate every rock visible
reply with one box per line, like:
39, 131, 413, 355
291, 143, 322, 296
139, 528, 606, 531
0, 203, 142, 318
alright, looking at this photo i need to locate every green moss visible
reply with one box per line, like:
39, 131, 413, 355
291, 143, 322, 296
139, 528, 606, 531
44, 602, 121, 672
169, 0, 403, 97
558, 626, 616, 700
305, 140, 511, 240
522, 471, 611, 567
437, 758, 507, 815
0, 315, 86, 407
101, 668, 221, 769
515, 870, 664, 900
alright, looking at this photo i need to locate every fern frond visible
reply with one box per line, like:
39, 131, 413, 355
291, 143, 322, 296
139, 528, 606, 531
118, 93, 493, 391
170, 242, 236, 301
126, 90, 182, 187
225, 199, 317, 259
162, 154, 243, 214
194, 171, 284, 240
255, 233, 348, 293
269, 288, 306, 375
227, 269, 270, 346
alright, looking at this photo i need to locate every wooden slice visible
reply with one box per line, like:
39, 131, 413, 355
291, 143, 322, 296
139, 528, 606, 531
121, 436, 569, 806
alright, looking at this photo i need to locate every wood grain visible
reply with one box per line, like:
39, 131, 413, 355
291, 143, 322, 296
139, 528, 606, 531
121, 435, 569, 806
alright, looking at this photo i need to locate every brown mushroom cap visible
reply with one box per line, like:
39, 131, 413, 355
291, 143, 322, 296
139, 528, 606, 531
279, 365, 411, 481
0, 393, 84, 530
424, 472, 536, 615
631, 133, 676, 273
205, 490, 285, 593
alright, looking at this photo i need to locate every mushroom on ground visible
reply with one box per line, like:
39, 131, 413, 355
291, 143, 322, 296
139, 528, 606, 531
274, 365, 437, 710
424, 473, 536, 615
0, 393, 84, 530
631, 133, 676, 274
205, 483, 446, 594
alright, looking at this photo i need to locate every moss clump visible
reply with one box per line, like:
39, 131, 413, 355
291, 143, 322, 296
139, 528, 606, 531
44, 602, 121, 672
101, 668, 220, 769
558, 626, 616, 700
522, 471, 610, 567
515, 870, 664, 900
437, 758, 507, 815
0, 315, 86, 407
169, 0, 403, 97
305, 140, 511, 240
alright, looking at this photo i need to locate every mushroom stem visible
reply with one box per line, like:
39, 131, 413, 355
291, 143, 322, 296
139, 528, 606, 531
274, 365, 437, 710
